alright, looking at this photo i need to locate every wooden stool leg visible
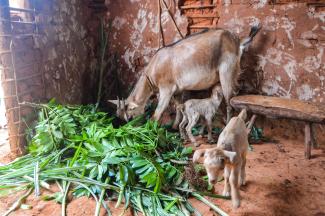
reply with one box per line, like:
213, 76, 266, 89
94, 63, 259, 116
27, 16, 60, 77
247, 114, 257, 135
304, 123, 312, 159
311, 124, 318, 149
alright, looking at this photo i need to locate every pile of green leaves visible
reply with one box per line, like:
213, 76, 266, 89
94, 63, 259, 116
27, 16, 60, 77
0, 102, 228, 216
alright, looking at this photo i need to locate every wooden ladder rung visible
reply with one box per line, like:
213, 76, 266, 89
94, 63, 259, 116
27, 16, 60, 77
181, 4, 216, 9
8, 6, 36, 13
0, 5, 36, 13
187, 15, 219, 18
189, 25, 216, 29
2, 72, 42, 83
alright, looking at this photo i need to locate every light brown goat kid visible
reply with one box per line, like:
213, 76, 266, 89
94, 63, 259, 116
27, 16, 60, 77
193, 109, 249, 208
179, 85, 223, 147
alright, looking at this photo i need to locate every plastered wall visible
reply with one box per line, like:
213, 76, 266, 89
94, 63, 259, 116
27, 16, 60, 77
0, 0, 99, 154
35, 0, 97, 104
104, 0, 325, 143
105, 0, 188, 93
218, 1, 325, 103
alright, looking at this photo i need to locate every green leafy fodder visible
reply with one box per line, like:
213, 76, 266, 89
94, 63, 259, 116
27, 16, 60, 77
0, 102, 228, 216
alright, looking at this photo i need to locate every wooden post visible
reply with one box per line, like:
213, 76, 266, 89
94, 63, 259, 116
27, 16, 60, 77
247, 114, 257, 135
311, 123, 318, 149
304, 123, 312, 159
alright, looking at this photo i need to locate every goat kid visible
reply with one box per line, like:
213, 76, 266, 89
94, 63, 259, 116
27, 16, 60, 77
193, 109, 248, 208
179, 85, 223, 147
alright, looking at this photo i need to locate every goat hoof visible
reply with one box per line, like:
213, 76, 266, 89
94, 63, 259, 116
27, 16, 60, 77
207, 139, 216, 144
240, 179, 246, 186
222, 191, 230, 197
232, 199, 240, 209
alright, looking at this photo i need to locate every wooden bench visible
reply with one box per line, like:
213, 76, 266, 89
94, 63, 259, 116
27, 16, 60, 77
230, 95, 325, 159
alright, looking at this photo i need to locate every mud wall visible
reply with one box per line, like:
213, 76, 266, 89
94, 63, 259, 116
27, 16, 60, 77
216, 1, 325, 143
0, 0, 99, 155
104, 0, 188, 95
219, 1, 325, 103
104, 0, 325, 144
34, 0, 97, 104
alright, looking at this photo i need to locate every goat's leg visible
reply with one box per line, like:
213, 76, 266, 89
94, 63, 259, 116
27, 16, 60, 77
152, 88, 175, 122
219, 56, 239, 123
223, 166, 231, 197
186, 114, 200, 147
173, 107, 182, 130
171, 95, 182, 129
239, 154, 246, 186
229, 167, 241, 208
226, 106, 233, 123
206, 116, 215, 143
179, 114, 188, 140
199, 124, 205, 136
198, 120, 206, 136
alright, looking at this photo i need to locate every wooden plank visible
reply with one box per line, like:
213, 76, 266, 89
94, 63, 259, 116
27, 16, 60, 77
187, 14, 219, 18
305, 123, 312, 159
189, 25, 216, 29
230, 95, 325, 124
181, 4, 216, 9
8, 6, 35, 13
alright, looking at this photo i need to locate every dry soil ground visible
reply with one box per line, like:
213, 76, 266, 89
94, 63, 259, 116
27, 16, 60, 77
0, 137, 324, 216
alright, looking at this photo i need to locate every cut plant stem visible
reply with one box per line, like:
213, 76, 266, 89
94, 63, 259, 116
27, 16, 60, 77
192, 192, 228, 216
95, 178, 110, 216
2, 187, 33, 216
23, 175, 50, 190
61, 181, 71, 216
34, 161, 40, 196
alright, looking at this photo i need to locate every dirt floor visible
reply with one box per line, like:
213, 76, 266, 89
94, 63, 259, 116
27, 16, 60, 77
0, 137, 325, 216
0, 128, 9, 165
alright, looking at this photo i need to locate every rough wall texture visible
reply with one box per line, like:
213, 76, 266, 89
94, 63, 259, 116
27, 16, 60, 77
35, 0, 97, 104
105, 0, 188, 94
218, 1, 325, 103
216, 1, 325, 143
0, 0, 99, 154
104, 0, 325, 144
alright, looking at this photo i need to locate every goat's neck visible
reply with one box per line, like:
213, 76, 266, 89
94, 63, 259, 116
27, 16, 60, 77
127, 75, 153, 106
211, 95, 221, 106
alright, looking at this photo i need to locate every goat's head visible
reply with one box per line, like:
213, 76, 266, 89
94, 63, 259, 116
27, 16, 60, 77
212, 85, 223, 100
193, 148, 237, 185
108, 97, 129, 121
108, 97, 145, 121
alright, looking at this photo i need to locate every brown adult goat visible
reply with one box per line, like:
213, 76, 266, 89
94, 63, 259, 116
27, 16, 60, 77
109, 25, 261, 122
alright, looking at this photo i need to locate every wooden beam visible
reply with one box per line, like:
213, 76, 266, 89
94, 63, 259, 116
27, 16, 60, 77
181, 4, 216, 9
189, 25, 216, 29
187, 14, 219, 18
230, 95, 325, 124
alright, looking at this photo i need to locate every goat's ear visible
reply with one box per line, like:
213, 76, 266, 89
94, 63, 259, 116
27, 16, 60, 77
128, 102, 138, 108
213, 148, 237, 163
108, 100, 119, 106
222, 150, 237, 163
193, 149, 206, 163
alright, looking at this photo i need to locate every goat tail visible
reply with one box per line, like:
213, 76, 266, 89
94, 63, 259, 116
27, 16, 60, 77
240, 24, 262, 53
238, 109, 247, 121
